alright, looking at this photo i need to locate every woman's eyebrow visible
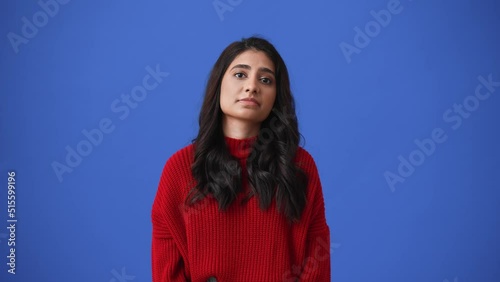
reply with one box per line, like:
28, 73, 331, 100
231, 64, 275, 77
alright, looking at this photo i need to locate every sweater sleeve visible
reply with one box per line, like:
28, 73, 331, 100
298, 150, 331, 282
151, 154, 189, 282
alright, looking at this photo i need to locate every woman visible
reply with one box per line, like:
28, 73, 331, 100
151, 36, 330, 281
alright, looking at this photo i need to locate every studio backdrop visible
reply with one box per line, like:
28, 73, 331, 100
1, 0, 499, 281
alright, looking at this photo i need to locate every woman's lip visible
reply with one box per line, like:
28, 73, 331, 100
238, 98, 260, 106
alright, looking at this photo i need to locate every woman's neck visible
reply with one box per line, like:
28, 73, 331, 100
222, 116, 260, 139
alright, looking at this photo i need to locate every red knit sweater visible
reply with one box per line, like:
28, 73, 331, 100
151, 135, 331, 281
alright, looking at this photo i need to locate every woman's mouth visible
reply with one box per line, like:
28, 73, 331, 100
238, 98, 260, 106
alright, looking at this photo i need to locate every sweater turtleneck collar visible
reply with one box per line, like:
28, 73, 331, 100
224, 135, 258, 160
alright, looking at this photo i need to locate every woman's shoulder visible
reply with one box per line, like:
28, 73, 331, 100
161, 142, 195, 174
155, 143, 196, 206
294, 146, 319, 172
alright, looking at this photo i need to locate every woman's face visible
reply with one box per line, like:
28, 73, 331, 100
220, 50, 277, 126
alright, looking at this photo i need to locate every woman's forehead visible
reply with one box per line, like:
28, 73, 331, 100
229, 50, 275, 71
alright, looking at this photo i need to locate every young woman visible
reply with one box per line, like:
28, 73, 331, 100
151, 37, 330, 282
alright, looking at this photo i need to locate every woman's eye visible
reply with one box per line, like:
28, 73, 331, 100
234, 73, 245, 78
260, 77, 272, 84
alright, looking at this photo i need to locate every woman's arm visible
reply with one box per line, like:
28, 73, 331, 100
296, 150, 331, 281
151, 156, 189, 282
300, 183, 331, 281
151, 212, 186, 281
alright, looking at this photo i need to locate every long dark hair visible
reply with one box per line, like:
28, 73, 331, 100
187, 36, 307, 222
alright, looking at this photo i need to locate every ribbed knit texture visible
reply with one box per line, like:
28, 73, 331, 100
151, 136, 331, 282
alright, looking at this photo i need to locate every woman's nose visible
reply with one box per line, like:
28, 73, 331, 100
245, 77, 259, 93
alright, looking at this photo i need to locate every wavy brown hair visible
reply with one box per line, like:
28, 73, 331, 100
186, 36, 307, 222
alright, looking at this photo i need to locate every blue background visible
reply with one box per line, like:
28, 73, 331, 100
1, 0, 499, 281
